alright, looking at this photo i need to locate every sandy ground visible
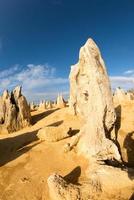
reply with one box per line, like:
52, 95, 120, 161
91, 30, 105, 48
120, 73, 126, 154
0, 108, 88, 200
0, 103, 134, 200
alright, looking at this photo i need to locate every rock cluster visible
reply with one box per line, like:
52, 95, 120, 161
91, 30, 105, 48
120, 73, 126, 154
37, 94, 66, 111
38, 100, 53, 111
0, 86, 31, 133
69, 38, 120, 161
113, 87, 134, 104
47, 39, 126, 200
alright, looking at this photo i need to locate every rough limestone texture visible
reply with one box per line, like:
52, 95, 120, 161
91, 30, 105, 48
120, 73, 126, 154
47, 173, 81, 200
69, 38, 120, 161
37, 125, 72, 142
0, 86, 31, 134
47, 164, 134, 200
48, 39, 133, 200
56, 94, 66, 108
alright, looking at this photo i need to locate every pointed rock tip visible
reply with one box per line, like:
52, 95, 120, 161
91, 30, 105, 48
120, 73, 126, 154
84, 38, 98, 48
2, 89, 9, 99
79, 37, 100, 58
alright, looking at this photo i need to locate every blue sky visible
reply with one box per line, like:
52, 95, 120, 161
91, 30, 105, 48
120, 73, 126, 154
0, 0, 134, 101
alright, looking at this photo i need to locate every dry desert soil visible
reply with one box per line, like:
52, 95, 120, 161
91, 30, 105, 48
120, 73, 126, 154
0, 103, 134, 200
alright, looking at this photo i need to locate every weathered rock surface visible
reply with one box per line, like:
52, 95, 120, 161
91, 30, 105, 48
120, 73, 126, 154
56, 94, 66, 108
47, 173, 81, 200
37, 125, 72, 142
48, 164, 134, 200
69, 38, 120, 161
0, 86, 31, 133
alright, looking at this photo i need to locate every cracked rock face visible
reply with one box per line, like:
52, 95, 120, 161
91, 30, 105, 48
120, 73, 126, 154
69, 38, 120, 161
0, 86, 31, 133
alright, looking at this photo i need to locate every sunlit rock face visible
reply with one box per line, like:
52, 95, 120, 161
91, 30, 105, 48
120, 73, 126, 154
0, 86, 31, 133
69, 38, 120, 161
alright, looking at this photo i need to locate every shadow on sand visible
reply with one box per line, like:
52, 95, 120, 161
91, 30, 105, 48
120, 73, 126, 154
32, 108, 59, 125
0, 130, 40, 167
48, 120, 64, 127
64, 166, 81, 185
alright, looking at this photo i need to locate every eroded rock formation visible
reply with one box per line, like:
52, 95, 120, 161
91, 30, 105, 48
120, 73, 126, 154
48, 165, 134, 200
113, 88, 134, 104
69, 38, 120, 161
47, 38, 134, 200
46, 101, 53, 109
0, 86, 31, 133
56, 94, 66, 108
38, 100, 46, 111
37, 125, 73, 142
30, 101, 36, 111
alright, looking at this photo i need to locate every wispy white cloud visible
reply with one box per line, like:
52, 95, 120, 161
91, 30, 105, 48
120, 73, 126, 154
110, 68, 134, 90
123, 69, 134, 75
110, 75, 134, 90
1, 65, 134, 101
0, 64, 69, 102
0, 65, 19, 78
